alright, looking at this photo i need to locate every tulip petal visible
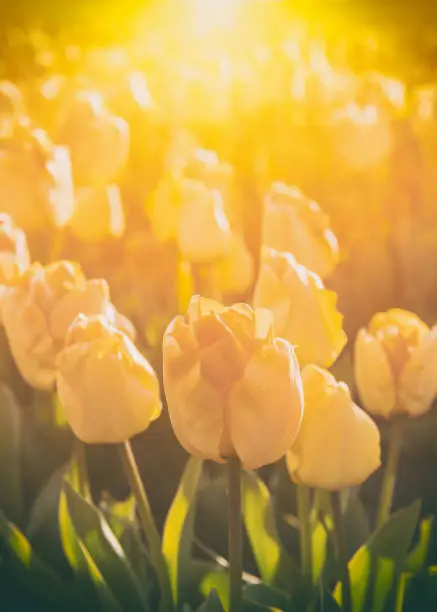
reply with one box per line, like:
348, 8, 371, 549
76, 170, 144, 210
354, 329, 396, 418
399, 326, 437, 416
49, 279, 110, 342
287, 366, 381, 490
163, 317, 226, 462
228, 338, 303, 470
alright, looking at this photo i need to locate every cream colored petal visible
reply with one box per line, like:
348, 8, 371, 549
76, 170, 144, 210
228, 338, 303, 470
2, 290, 56, 389
216, 233, 254, 294
163, 320, 225, 462
70, 185, 125, 242
49, 279, 110, 342
178, 189, 232, 262
287, 366, 381, 490
253, 262, 292, 336
57, 339, 161, 443
354, 329, 396, 417
399, 326, 437, 416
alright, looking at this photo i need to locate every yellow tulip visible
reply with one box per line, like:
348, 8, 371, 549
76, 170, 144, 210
149, 178, 232, 263
215, 233, 254, 295
263, 182, 339, 279
55, 91, 129, 186
253, 248, 346, 367
0, 126, 75, 232
355, 309, 437, 418
1, 260, 122, 389
287, 366, 381, 490
56, 315, 161, 443
69, 185, 125, 242
0, 214, 30, 286
163, 295, 303, 469
0, 81, 26, 136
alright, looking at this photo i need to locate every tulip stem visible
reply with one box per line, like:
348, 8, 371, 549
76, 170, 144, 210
228, 456, 243, 612
297, 484, 312, 582
119, 441, 173, 612
376, 419, 403, 529
73, 438, 90, 501
331, 491, 352, 612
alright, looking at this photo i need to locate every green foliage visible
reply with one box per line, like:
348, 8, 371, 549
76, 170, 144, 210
0, 384, 23, 526
163, 456, 203, 606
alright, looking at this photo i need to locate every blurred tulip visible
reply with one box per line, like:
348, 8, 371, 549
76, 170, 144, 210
149, 178, 232, 263
253, 248, 346, 367
0, 213, 30, 286
55, 91, 129, 186
216, 233, 254, 295
57, 315, 161, 443
355, 309, 437, 418
0, 81, 26, 137
69, 184, 125, 242
263, 182, 339, 278
163, 295, 303, 469
331, 103, 392, 170
287, 366, 381, 490
1, 260, 126, 389
0, 126, 75, 232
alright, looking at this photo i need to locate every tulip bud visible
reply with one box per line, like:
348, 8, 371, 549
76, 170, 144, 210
254, 248, 346, 367
355, 309, 437, 418
287, 366, 381, 490
1, 260, 119, 389
263, 182, 339, 278
69, 184, 125, 242
56, 315, 161, 443
0, 214, 30, 286
0, 126, 75, 232
163, 295, 303, 469
55, 91, 129, 186
149, 178, 232, 263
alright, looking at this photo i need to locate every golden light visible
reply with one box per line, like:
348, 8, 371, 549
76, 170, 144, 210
188, 0, 242, 37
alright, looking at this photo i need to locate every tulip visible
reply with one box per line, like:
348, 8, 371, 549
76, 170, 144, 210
355, 308, 437, 418
69, 184, 125, 242
0, 214, 30, 286
56, 315, 161, 443
163, 295, 303, 469
263, 182, 339, 278
149, 178, 232, 263
55, 91, 129, 186
253, 248, 346, 367
287, 366, 381, 490
1, 260, 127, 389
215, 233, 254, 295
0, 81, 26, 136
0, 126, 75, 232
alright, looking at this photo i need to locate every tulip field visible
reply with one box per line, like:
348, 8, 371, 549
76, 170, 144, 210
3, 1, 437, 611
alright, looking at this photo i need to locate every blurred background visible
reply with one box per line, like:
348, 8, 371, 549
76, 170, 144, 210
2, 0, 437, 564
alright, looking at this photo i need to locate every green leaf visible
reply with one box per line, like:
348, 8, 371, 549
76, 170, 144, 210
311, 590, 342, 612
27, 464, 69, 572
0, 512, 82, 612
0, 384, 22, 525
244, 584, 292, 610
200, 569, 229, 612
62, 480, 150, 611
334, 500, 421, 612
406, 516, 434, 573
312, 520, 329, 584
163, 457, 203, 605
242, 471, 301, 594
77, 539, 123, 612
101, 493, 155, 597
196, 589, 225, 612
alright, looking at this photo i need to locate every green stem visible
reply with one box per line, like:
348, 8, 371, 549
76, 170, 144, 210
73, 438, 90, 500
376, 419, 403, 528
297, 484, 312, 582
228, 456, 243, 612
119, 441, 173, 612
331, 491, 352, 612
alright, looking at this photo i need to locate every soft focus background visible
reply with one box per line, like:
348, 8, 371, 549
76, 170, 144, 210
3, 0, 437, 564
